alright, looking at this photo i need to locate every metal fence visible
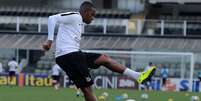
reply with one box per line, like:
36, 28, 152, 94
0, 16, 201, 36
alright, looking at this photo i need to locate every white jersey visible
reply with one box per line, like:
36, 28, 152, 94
51, 64, 62, 76
48, 12, 83, 57
8, 60, 18, 72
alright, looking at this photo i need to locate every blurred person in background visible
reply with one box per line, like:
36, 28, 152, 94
68, 77, 82, 97
8, 57, 18, 85
0, 61, 4, 75
52, 64, 82, 95
18, 58, 28, 73
43, 1, 156, 101
51, 64, 63, 90
160, 64, 169, 89
198, 71, 201, 82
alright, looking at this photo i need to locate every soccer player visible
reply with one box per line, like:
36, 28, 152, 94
160, 64, 169, 87
0, 61, 3, 76
198, 71, 201, 82
43, 1, 156, 101
8, 57, 18, 85
51, 64, 63, 90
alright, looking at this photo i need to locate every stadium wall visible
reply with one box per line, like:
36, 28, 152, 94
0, 73, 200, 92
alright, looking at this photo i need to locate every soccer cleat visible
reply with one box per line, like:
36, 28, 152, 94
76, 91, 81, 97
137, 66, 156, 84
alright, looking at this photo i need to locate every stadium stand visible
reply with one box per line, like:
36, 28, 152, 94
0, 6, 131, 18
0, 16, 128, 33
0, 34, 201, 52
0, 0, 201, 78
0, 15, 130, 34
0, 0, 135, 74
1, 33, 201, 75
144, 2, 201, 36
149, 0, 201, 4
0, 0, 133, 34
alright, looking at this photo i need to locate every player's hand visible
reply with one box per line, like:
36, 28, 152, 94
42, 40, 52, 51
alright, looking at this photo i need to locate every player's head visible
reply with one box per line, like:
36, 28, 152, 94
12, 57, 16, 61
149, 62, 153, 66
79, 1, 96, 24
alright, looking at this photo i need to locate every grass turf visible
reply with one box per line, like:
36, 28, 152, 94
0, 86, 200, 101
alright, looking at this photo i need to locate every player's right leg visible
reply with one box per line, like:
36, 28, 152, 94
94, 54, 156, 84
137, 66, 156, 84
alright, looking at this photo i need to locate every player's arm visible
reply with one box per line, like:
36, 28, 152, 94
42, 13, 78, 51
8, 62, 11, 67
16, 62, 19, 69
43, 14, 59, 51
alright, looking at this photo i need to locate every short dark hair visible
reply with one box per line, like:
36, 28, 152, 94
80, 1, 95, 11
12, 57, 16, 61
149, 62, 153, 66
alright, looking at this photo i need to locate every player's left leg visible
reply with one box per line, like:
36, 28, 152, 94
162, 78, 167, 87
52, 76, 56, 88
80, 86, 97, 101
54, 81, 60, 90
56, 51, 98, 101
9, 76, 12, 85
52, 80, 57, 89
8, 72, 16, 85
55, 76, 61, 90
74, 86, 81, 97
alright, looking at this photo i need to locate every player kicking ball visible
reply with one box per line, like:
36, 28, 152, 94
43, 1, 156, 101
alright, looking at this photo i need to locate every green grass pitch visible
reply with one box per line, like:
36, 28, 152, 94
0, 86, 200, 101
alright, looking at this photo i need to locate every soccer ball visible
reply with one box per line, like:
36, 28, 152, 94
126, 99, 136, 101
98, 95, 106, 100
122, 93, 128, 99
168, 98, 174, 101
185, 93, 189, 96
141, 93, 149, 100
102, 92, 109, 97
191, 96, 200, 101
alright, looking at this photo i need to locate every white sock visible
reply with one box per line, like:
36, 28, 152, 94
123, 68, 141, 80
